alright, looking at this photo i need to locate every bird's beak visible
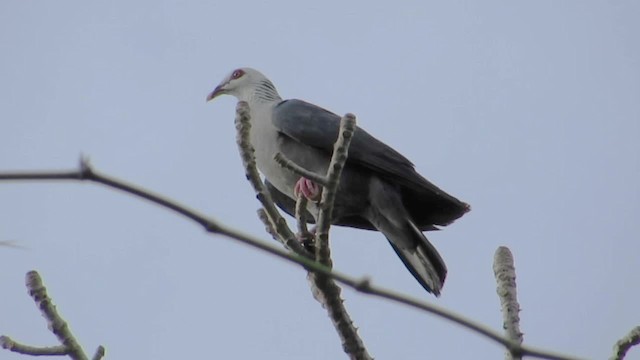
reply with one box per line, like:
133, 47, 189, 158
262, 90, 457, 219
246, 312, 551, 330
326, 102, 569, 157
206, 84, 226, 102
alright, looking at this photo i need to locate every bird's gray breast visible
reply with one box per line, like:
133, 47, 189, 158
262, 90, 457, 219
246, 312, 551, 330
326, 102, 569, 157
248, 109, 298, 199
249, 106, 330, 204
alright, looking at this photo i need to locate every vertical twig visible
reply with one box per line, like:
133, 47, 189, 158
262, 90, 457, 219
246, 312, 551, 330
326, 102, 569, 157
314, 114, 356, 267
304, 113, 370, 359
494, 246, 524, 360
27, 271, 90, 360
233, 102, 371, 360
295, 195, 310, 236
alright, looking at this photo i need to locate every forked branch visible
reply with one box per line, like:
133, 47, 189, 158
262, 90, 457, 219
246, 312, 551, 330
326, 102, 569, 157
0, 116, 590, 360
235, 101, 370, 359
0, 271, 105, 360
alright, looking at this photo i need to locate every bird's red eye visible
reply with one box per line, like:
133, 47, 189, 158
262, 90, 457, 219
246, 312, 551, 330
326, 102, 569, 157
232, 69, 245, 79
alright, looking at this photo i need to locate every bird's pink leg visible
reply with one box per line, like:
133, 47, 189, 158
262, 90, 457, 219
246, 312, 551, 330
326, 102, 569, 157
294, 177, 321, 201
294, 178, 320, 251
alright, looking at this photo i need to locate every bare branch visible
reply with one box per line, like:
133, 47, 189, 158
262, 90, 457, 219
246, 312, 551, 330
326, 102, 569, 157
257, 208, 279, 241
0, 271, 100, 359
233, 102, 370, 359
356, 281, 580, 360
0, 165, 338, 291
27, 271, 91, 360
294, 195, 310, 236
610, 326, 640, 360
91, 346, 106, 360
307, 272, 372, 360
0, 168, 582, 358
0, 336, 68, 356
270, 114, 362, 358
314, 113, 356, 267
494, 246, 524, 360
300, 113, 369, 359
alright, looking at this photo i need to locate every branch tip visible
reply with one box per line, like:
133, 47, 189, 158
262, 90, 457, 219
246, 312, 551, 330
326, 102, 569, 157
0, 336, 11, 350
92, 345, 106, 360
493, 246, 524, 360
610, 326, 640, 360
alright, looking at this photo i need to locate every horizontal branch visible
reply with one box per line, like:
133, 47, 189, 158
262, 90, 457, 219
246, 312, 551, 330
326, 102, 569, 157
0, 158, 223, 234
0, 336, 68, 356
0, 163, 581, 360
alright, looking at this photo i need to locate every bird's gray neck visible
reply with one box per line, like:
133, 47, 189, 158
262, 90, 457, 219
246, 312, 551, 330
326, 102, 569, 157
239, 79, 282, 104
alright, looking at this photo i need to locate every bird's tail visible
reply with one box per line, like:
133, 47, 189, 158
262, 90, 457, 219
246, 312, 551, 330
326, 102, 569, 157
368, 179, 447, 296
385, 221, 447, 296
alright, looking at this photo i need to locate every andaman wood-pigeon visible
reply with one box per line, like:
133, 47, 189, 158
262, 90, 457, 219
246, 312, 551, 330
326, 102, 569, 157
207, 67, 469, 296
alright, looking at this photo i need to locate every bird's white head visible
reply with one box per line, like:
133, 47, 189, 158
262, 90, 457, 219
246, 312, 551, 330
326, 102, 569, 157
206, 67, 281, 103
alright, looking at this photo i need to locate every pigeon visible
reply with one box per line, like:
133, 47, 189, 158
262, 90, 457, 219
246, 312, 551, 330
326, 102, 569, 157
207, 67, 469, 296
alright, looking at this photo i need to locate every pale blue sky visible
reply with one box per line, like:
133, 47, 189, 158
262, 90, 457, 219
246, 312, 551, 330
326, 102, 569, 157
1, 1, 639, 359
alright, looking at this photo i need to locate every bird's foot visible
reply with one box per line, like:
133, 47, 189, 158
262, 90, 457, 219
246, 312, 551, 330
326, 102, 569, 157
294, 177, 321, 201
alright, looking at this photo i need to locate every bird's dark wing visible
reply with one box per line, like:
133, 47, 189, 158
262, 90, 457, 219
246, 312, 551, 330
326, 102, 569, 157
272, 99, 469, 226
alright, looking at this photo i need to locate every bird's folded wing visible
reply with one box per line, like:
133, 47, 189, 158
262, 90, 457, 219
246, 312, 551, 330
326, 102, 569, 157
272, 99, 458, 199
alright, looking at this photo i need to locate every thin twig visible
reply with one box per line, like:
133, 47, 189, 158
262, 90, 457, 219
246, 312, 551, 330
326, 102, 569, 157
0, 274, 107, 359
494, 246, 524, 360
0, 336, 68, 356
91, 346, 106, 360
295, 195, 310, 236
0, 169, 582, 359
307, 272, 370, 360
233, 102, 370, 359
27, 271, 91, 360
610, 326, 640, 360
314, 113, 356, 267
299, 113, 368, 359
274, 152, 329, 187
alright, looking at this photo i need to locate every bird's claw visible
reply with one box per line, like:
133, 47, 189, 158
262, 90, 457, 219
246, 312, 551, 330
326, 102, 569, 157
294, 177, 321, 201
